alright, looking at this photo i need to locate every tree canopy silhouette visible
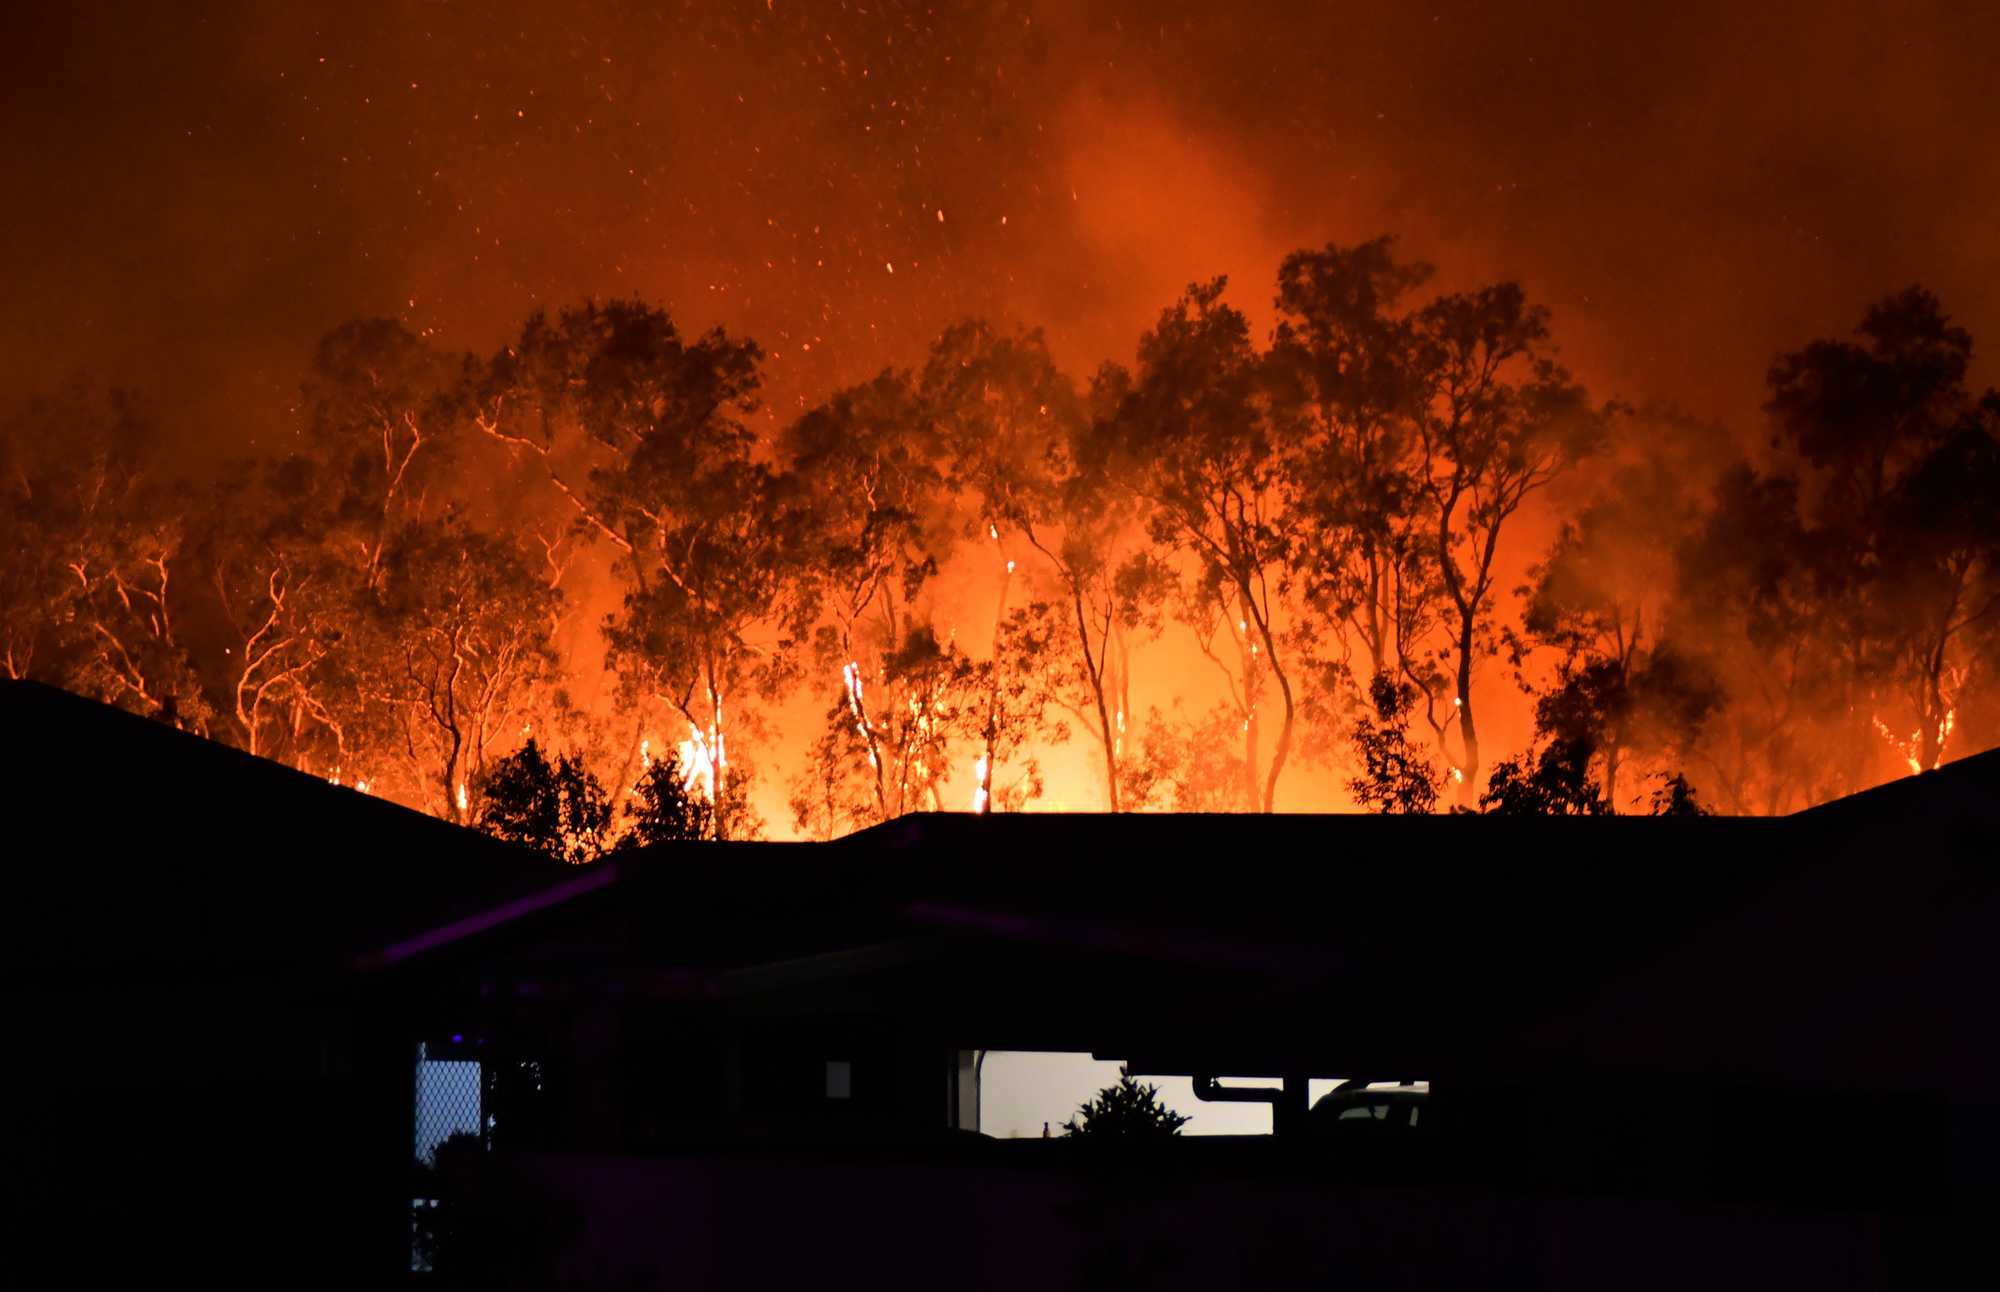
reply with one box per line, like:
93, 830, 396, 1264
475, 739, 614, 864
625, 750, 717, 846
1347, 673, 1442, 814
1060, 1068, 1191, 1141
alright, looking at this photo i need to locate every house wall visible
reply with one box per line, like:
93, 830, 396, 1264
413, 992, 980, 1153
0, 988, 413, 1288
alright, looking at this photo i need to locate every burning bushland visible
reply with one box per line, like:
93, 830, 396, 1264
4, 242, 1996, 840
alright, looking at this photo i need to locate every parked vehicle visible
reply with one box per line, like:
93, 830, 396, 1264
1309, 1081, 1432, 1136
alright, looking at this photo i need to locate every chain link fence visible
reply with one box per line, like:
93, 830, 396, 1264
410, 1039, 556, 1272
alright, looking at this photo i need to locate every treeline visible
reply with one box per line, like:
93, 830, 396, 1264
4, 238, 1997, 837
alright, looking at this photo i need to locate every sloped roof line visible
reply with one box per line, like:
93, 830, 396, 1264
1785, 740, 2000, 824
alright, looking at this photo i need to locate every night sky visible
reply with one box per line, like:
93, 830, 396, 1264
5, 0, 1996, 450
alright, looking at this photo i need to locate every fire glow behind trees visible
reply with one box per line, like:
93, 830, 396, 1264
4, 3, 1999, 835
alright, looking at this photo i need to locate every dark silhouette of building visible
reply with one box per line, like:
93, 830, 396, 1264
2, 678, 1994, 1287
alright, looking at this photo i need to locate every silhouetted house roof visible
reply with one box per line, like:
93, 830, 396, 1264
1518, 755, 2000, 1090
0, 680, 563, 989
0, 681, 582, 1283
9, 679, 1996, 1286
8, 677, 1999, 1094
368, 733, 2000, 1097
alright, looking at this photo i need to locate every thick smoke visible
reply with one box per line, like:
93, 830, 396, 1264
5, 2, 1995, 443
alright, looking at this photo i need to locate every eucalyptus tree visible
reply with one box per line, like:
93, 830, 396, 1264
196, 459, 354, 766
1093, 280, 1299, 811
782, 367, 956, 825
923, 320, 1109, 808
1405, 283, 1607, 802
371, 519, 566, 823
1268, 239, 1439, 716
302, 318, 468, 587
1762, 287, 2000, 778
472, 300, 800, 838
0, 386, 209, 730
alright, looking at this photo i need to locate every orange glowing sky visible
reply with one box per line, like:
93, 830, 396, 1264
4, 0, 1996, 456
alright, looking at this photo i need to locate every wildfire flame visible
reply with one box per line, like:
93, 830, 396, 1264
629, 738, 652, 797
679, 723, 722, 803
970, 752, 989, 814
1873, 709, 1955, 776
326, 768, 370, 794
841, 660, 879, 766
